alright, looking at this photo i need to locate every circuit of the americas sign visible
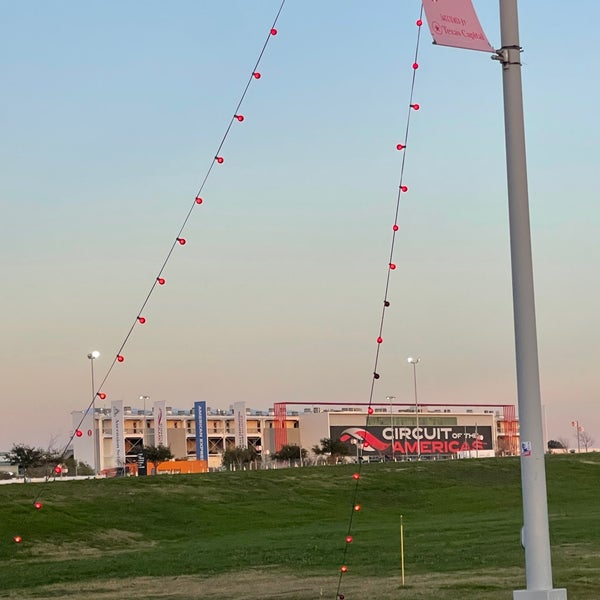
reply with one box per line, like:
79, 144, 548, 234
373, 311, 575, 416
331, 425, 492, 456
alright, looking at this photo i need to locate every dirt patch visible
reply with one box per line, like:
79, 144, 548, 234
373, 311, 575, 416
0, 568, 529, 600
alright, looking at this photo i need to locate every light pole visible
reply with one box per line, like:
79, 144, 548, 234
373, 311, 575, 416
139, 396, 150, 447
407, 357, 420, 461
571, 420, 582, 453
87, 351, 100, 475
386, 396, 396, 461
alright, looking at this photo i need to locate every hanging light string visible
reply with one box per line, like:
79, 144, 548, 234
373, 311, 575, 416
26, 0, 287, 514
335, 6, 424, 599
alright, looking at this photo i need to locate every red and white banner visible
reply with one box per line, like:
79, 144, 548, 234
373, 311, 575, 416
422, 0, 494, 53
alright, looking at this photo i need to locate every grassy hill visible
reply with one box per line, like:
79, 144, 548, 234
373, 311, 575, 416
0, 454, 598, 599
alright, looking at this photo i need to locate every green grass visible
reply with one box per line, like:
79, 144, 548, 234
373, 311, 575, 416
0, 454, 599, 599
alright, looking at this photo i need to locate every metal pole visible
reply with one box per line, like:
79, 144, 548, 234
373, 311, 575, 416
497, 1, 566, 597
407, 359, 420, 461
90, 358, 98, 476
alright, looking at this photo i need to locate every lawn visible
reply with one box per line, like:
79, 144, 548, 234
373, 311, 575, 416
0, 454, 598, 599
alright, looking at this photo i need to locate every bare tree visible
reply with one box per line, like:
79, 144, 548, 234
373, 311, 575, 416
579, 431, 595, 452
557, 437, 570, 452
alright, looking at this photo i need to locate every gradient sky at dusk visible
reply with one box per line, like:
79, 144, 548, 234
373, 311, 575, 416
1, 1, 598, 450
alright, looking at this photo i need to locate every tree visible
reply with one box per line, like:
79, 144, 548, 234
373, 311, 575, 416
547, 439, 565, 451
579, 431, 595, 452
8, 444, 51, 478
273, 444, 307, 462
222, 446, 257, 469
311, 438, 352, 463
144, 445, 173, 474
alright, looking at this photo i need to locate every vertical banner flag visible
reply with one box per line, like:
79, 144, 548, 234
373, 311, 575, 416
111, 400, 125, 468
153, 400, 167, 447
422, 0, 494, 53
194, 401, 208, 461
233, 401, 248, 448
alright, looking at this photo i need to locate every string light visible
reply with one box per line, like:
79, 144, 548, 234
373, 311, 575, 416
13, 536, 22, 544
22, 0, 288, 541
336, 7, 424, 600
34, 502, 43, 510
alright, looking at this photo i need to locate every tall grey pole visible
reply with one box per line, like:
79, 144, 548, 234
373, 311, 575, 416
89, 357, 99, 476
497, 1, 566, 598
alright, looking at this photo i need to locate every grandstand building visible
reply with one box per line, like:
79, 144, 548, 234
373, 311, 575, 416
71, 400, 519, 473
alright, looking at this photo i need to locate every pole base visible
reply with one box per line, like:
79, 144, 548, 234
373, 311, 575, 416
513, 589, 567, 599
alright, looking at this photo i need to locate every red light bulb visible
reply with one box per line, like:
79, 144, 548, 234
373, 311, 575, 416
98, 392, 106, 400
340, 565, 348, 573
413, 62, 419, 70
339, 595, 345, 600
34, 502, 43, 510
368, 407, 374, 415
393, 224, 399, 231
216, 156, 224, 164
396, 143, 405, 150
389, 263, 396, 270
401, 185, 408, 192
411, 103, 420, 110
157, 277, 166, 285
253, 71, 261, 79
235, 114, 244, 122
354, 504, 361, 512
195, 196, 203, 204
384, 300, 390, 307
177, 237, 186, 245
76, 429, 83, 437
137, 316, 146, 324
117, 355, 124, 362
346, 535, 353, 543
270, 28, 278, 35
373, 373, 380, 379
352, 473, 360, 480
54, 465, 62, 474
13, 536, 22, 544
377, 336, 383, 344
416, 19, 423, 26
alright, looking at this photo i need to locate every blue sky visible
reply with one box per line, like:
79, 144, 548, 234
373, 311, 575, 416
1, 1, 598, 450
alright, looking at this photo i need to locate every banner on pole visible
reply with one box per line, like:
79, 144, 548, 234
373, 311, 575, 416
233, 401, 248, 448
153, 400, 168, 447
111, 400, 125, 468
194, 401, 209, 460
422, 0, 494, 53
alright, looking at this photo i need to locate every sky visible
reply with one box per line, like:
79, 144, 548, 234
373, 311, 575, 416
1, 1, 598, 451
